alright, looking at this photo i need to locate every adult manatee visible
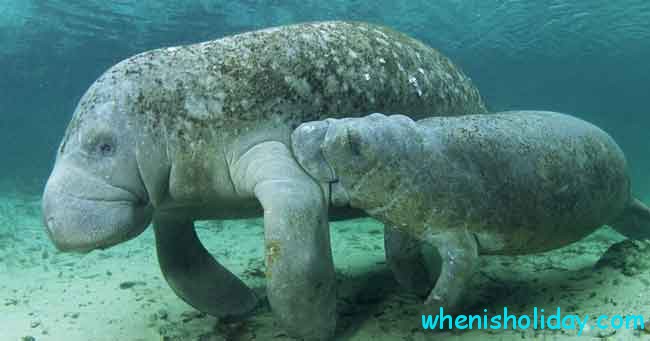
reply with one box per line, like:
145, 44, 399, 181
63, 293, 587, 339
41, 21, 486, 340
292, 111, 650, 313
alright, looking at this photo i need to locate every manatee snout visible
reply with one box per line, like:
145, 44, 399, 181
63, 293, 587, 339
42, 165, 152, 252
42, 194, 151, 252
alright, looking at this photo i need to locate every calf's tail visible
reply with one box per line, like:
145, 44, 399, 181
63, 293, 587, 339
610, 197, 650, 239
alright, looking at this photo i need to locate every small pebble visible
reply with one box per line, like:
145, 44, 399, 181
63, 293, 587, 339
64, 312, 80, 319
119, 281, 145, 289
30, 321, 40, 328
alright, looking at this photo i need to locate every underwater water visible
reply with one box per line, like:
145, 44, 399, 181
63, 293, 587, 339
1, 1, 650, 340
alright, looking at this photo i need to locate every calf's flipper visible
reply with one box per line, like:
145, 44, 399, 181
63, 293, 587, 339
384, 224, 438, 297
423, 229, 478, 313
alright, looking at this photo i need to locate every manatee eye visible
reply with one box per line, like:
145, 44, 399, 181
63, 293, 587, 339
88, 133, 117, 157
98, 142, 114, 156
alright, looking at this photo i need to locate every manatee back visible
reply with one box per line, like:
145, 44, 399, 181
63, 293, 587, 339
110, 21, 487, 152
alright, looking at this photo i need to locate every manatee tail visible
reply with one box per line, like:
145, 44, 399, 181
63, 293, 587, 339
610, 197, 650, 239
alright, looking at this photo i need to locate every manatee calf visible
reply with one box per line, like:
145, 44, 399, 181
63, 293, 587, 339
41, 21, 486, 339
292, 111, 650, 312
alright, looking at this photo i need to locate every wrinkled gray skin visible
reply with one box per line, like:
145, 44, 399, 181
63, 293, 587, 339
41, 21, 486, 340
292, 111, 650, 313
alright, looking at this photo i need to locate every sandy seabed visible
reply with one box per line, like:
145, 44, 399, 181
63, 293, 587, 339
2, 188, 650, 341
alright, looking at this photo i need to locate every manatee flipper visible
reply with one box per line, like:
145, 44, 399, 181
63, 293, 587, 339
232, 141, 336, 340
609, 197, 650, 240
153, 218, 258, 319
423, 229, 478, 312
384, 224, 438, 297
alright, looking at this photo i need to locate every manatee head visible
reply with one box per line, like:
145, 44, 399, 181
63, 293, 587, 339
300, 114, 420, 208
42, 67, 154, 252
320, 114, 397, 177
